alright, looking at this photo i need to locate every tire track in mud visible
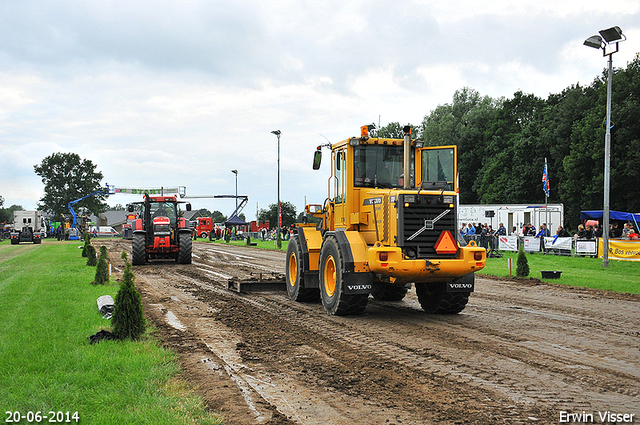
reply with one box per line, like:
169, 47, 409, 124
104, 240, 640, 423
175, 268, 638, 418
186, 244, 640, 418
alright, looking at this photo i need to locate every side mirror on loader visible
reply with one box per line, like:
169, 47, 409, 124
312, 149, 322, 170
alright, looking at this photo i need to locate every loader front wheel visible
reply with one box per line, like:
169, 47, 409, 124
319, 236, 368, 315
132, 233, 147, 265
178, 232, 192, 264
415, 282, 469, 314
286, 236, 319, 302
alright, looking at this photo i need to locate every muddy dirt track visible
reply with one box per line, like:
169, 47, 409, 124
102, 239, 640, 425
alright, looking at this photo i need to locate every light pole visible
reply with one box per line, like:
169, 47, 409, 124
231, 170, 238, 211
271, 130, 282, 241
584, 26, 625, 268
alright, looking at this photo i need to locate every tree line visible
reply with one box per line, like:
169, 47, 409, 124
376, 53, 640, 229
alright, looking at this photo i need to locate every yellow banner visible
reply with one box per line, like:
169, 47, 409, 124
598, 239, 640, 262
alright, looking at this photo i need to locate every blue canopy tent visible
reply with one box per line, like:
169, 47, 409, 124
224, 214, 248, 227
580, 210, 640, 230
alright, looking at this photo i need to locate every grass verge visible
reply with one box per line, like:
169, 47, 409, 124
480, 250, 640, 294
203, 237, 289, 251
0, 241, 223, 425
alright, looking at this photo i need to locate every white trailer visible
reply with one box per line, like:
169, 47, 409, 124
458, 204, 564, 235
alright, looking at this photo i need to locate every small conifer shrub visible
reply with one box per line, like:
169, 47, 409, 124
112, 252, 146, 340
86, 245, 97, 266
82, 232, 91, 257
516, 245, 530, 277
93, 245, 109, 285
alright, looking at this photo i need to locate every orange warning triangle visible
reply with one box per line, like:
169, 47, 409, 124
434, 230, 458, 254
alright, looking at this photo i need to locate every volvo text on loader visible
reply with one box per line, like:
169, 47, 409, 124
286, 125, 486, 315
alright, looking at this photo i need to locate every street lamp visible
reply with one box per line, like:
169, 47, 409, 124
584, 26, 626, 268
271, 130, 282, 241
231, 169, 238, 211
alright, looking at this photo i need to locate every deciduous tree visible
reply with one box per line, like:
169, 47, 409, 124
34, 152, 107, 219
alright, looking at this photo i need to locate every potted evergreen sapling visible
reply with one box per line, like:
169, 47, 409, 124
516, 246, 530, 278
93, 245, 109, 285
86, 244, 97, 266
112, 252, 146, 340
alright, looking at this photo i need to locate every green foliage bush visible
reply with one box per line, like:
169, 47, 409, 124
93, 245, 109, 285
85, 245, 97, 266
516, 246, 529, 277
82, 232, 91, 257
112, 252, 146, 341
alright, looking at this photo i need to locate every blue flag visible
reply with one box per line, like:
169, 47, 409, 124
542, 159, 550, 197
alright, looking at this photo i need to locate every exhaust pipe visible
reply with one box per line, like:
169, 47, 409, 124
403, 126, 411, 189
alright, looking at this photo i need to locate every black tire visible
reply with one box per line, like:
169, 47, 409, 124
178, 232, 192, 264
319, 236, 368, 316
415, 282, 469, 314
371, 283, 408, 301
132, 233, 147, 265
286, 236, 320, 302
200, 232, 207, 239
34, 238, 42, 245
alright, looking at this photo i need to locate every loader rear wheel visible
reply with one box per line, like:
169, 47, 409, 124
286, 236, 319, 302
178, 232, 192, 264
415, 282, 469, 314
371, 284, 408, 301
132, 233, 147, 265
319, 236, 368, 316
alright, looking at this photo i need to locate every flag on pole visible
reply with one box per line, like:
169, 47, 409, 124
542, 158, 550, 197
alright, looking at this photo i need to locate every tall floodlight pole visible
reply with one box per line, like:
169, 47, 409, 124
231, 169, 238, 211
271, 130, 282, 241
584, 26, 625, 268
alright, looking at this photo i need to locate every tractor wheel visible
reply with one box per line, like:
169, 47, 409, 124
415, 282, 469, 314
319, 236, 368, 316
132, 233, 147, 265
178, 232, 192, 264
371, 283, 408, 301
286, 236, 320, 302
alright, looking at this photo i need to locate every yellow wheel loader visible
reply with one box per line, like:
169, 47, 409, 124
286, 125, 486, 315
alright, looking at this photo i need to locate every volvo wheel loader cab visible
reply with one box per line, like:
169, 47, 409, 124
128, 194, 193, 265
286, 125, 486, 315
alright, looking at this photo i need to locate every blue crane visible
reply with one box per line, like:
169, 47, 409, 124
67, 189, 109, 240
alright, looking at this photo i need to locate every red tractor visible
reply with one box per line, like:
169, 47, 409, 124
128, 194, 193, 265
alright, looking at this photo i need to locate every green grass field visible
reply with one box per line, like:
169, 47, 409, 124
203, 236, 289, 251
480, 250, 640, 294
0, 241, 222, 425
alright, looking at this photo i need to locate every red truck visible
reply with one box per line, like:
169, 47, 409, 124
195, 217, 214, 239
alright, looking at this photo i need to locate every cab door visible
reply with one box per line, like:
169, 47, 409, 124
331, 148, 347, 228
416, 145, 458, 192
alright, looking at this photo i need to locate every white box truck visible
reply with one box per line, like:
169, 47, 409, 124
10, 211, 44, 245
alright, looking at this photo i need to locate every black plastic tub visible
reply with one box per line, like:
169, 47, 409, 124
541, 270, 562, 279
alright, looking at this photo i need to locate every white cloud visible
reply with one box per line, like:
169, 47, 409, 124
0, 0, 638, 216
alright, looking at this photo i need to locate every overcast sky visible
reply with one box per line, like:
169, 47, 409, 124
1, 0, 639, 221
